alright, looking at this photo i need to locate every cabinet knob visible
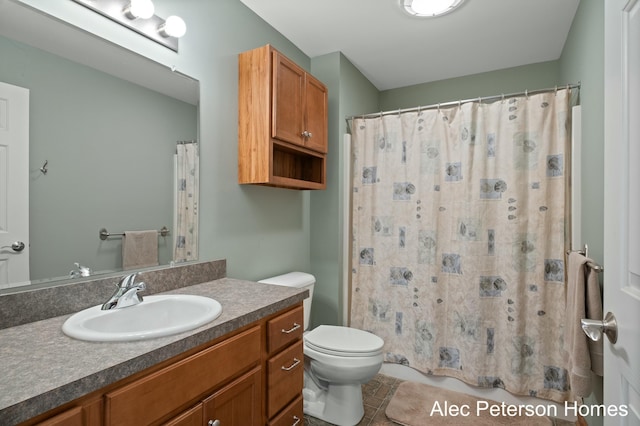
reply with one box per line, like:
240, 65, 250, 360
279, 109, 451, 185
301, 130, 312, 138
208, 420, 220, 426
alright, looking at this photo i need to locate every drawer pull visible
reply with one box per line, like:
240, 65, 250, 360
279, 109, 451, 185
281, 358, 301, 371
292, 415, 301, 426
281, 323, 301, 334
208, 420, 220, 426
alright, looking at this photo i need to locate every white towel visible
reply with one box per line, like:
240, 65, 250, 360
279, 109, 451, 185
563, 252, 604, 397
122, 230, 159, 270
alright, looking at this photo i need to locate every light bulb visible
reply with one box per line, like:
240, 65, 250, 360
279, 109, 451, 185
159, 15, 187, 38
124, 0, 155, 20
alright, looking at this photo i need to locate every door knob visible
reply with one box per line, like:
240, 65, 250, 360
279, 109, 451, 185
581, 311, 617, 344
1, 241, 25, 252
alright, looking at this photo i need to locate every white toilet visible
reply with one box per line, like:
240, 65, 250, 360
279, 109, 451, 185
259, 272, 384, 426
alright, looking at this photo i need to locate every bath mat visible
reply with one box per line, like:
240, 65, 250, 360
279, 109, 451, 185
385, 381, 553, 425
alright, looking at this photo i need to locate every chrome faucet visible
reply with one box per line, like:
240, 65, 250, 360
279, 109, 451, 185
101, 273, 146, 310
70, 262, 91, 279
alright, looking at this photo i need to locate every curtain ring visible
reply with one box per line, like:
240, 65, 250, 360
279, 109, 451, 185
554, 85, 558, 95
525, 89, 529, 99
501, 94, 505, 103
437, 103, 441, 113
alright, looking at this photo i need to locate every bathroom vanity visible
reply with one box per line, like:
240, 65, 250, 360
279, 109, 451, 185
0, 263, 306, 426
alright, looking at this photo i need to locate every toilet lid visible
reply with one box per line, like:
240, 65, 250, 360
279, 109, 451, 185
304, 325, 384, 356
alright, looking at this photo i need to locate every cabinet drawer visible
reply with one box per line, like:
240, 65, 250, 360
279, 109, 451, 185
268, 395, 303, 426
105, 326, 261, 426
267, 340, 303, 418
267, 305, 303, 353
35, 407, 83, 426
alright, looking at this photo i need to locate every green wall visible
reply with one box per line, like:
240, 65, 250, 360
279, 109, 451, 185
309, 52, 379, 328
379, 60, 561, 110
560, 0, 605, 282
559, 1, 605, 425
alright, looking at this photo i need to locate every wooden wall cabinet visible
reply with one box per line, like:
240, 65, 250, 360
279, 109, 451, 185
23, 303, 304, 426
238, 44, 328, 190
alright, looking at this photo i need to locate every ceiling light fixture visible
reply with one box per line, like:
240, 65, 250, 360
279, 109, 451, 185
401, 0, 466, 17
71, 0, 186, 51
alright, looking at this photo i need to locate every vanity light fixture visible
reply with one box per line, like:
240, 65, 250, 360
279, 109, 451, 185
400, 0, 465, 17
123, 0, 155, 20
158, 15, 187, 38
71, 0, 187, 52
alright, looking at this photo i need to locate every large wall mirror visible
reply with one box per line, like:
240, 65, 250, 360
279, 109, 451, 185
0, 1, 199, 292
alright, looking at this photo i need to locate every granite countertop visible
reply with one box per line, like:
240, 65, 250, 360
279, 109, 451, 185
0, 278, 307, 425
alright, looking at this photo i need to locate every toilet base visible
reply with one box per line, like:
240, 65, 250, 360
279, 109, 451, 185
303, 373, 365, 426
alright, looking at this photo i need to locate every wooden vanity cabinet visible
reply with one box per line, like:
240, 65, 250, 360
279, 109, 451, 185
238, 44, 328, 190
21, 303, 304, 426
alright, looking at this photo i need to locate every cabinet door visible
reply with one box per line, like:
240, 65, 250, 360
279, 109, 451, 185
304, 75, 328, 153
163, 405, 202, 426
202, 367, 262, 426
272, 51, 305, 147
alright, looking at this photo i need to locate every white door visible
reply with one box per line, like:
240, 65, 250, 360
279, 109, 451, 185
603, 0, 640, 424
0, 81, 29, 288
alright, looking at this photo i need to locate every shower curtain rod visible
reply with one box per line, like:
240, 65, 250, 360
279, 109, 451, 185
345, 82, 580, 125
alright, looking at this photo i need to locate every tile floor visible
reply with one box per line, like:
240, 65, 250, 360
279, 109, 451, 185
303, 374, 583, 426
304, 373, 401, 426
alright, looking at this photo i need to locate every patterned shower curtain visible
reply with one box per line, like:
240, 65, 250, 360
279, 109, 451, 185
174, 141, 199, 263
350, 88, 574, 403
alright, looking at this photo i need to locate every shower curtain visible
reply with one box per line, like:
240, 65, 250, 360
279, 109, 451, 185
350, 88, 574, 403
174, 141, 199, 262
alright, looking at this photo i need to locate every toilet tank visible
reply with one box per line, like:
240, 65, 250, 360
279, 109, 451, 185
258, 272, 315, 331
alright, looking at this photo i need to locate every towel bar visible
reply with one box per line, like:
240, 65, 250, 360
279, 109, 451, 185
99, 227, 170, 241
566, 246, 604, 273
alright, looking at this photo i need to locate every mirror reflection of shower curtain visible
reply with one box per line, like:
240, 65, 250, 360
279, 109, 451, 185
173, 141, 199, 263
349, 88, 575, 403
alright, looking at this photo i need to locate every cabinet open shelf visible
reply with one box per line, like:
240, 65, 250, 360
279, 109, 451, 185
271, 142, 325, 189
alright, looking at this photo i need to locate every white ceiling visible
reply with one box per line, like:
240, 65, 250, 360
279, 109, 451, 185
239, 0, 581, 91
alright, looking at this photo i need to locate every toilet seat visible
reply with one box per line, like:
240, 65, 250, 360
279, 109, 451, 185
304, 325, 384, 357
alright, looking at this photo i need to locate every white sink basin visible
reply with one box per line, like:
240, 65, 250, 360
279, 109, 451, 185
62, 295, 222, 342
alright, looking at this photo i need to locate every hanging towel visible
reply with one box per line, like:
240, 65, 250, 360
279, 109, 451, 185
563, 252, 604, 397
122, 230, 159, 270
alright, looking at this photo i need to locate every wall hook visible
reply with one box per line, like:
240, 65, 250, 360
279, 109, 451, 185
40, 160, 48, 175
